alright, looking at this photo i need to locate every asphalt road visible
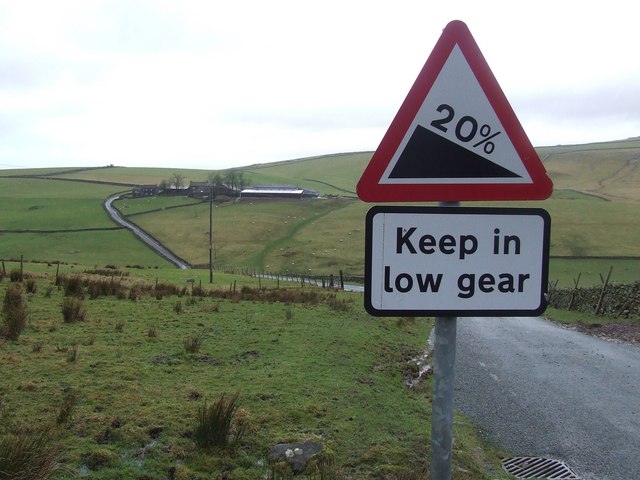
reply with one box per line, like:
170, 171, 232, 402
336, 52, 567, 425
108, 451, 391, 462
454, 316, 640, 480
104, 194, 190, 269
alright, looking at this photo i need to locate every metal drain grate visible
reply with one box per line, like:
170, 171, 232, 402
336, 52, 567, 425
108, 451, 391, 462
501, 456, 581, 479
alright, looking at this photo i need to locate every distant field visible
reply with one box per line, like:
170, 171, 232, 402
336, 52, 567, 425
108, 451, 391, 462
540, 137, 640, 202
0, 230, 171, 267
0, 178, 121, 230
243, 152, 371, 195
124, 197, 355, 269
1, 138, 639, 288
41, 166, 214, 186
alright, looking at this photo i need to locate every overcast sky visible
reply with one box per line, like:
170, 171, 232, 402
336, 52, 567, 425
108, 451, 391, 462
1, 0, 639, 170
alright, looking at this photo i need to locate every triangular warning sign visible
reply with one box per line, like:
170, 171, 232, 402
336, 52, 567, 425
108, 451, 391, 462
357, 20, 553, 202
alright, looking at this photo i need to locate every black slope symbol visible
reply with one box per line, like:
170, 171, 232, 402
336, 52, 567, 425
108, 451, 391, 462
389, 125, 521, 179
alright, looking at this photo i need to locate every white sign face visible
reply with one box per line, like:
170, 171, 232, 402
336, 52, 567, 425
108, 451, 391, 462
365, 206, 550, 317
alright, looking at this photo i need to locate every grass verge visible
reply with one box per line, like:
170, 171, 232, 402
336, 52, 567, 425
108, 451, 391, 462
0, 269, 511, 479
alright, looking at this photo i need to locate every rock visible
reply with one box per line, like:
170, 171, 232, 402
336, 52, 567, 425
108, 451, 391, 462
268, 440, 324, 474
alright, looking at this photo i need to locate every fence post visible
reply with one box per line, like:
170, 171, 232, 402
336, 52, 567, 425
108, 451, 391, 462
568, 273, 581, 310
547, 279, 559, 304
595, 266, 613, 315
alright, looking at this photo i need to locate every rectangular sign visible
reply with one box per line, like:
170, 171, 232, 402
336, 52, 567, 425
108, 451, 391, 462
365, 206, 550, 317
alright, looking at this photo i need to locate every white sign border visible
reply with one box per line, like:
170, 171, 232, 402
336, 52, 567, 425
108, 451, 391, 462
364, 206, 551, 317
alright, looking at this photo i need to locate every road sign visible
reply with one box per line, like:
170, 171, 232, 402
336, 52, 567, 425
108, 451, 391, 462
357, 20, 553, 202
365, 206, 550, 316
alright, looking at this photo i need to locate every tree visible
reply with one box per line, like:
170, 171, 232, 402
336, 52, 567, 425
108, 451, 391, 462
207, 171, 223, 186
224, 170, 238, 192
236, 172, 249, 191
169, 173, 185, 189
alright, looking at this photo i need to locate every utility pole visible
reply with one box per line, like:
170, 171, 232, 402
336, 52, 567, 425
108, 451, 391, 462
209, 186, 214, 284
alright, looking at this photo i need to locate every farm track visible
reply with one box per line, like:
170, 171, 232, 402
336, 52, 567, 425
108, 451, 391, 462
302, 178, 356, 195
249, 199, 353, 270
104, 194, 190, 269
589, 157, 638, 202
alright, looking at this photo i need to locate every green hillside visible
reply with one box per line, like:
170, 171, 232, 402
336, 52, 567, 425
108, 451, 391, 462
1, 138, 639, 286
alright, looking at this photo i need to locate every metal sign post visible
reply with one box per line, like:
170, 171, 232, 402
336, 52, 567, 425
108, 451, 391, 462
430, 200, 459, 480
430, 315, 457, 480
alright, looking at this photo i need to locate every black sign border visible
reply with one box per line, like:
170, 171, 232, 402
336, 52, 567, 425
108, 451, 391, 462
364, 205, 551, 317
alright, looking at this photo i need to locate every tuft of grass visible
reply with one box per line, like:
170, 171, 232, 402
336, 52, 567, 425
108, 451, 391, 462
61, 297, 88, 323
57, 389, 78, 424
67, 343, 79, 363
62, 275, 84, 299
183, 330, 204, 353
115, 320, 125, 332
194, 393, 246, 450
174, 300, 183, 314
9, 269, 22, 283
0, 429, 60, 480
25, 279, 37, 294
2, 283, 28, 340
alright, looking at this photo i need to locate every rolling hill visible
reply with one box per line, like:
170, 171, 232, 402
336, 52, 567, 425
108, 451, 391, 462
1, 137, 639, 286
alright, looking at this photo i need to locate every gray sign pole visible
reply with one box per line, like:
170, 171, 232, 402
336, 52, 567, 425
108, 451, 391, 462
430, 201, 459, 480
430, 315, 457, 479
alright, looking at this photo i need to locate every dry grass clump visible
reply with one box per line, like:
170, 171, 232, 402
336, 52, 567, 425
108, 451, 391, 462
0, 429, 61, 480
61, 297, 88, 323
183, 330, 204, 353
194, 393, 247, 450
2, 283, 28, 340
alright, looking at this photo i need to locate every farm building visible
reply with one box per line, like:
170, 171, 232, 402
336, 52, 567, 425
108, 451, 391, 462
188, 181, 237, 198
132, 185, 159, 197
239, 185, 320, 200
188, 181, 209, 197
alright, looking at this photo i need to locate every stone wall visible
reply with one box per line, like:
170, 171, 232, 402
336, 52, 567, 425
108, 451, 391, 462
548, 282, 640, 319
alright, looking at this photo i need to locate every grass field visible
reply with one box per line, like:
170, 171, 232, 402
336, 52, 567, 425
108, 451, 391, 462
1, 138, 639, 284
0, 271, 511, 479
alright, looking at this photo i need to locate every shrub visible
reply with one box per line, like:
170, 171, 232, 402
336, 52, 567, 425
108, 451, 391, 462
61, 297, 88, 323
194, 393, 246, 450
2, 283, 28, 340
0, 429, 60, 479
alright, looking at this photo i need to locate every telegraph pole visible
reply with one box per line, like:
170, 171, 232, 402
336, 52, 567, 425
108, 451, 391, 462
209, 186, 214, 284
